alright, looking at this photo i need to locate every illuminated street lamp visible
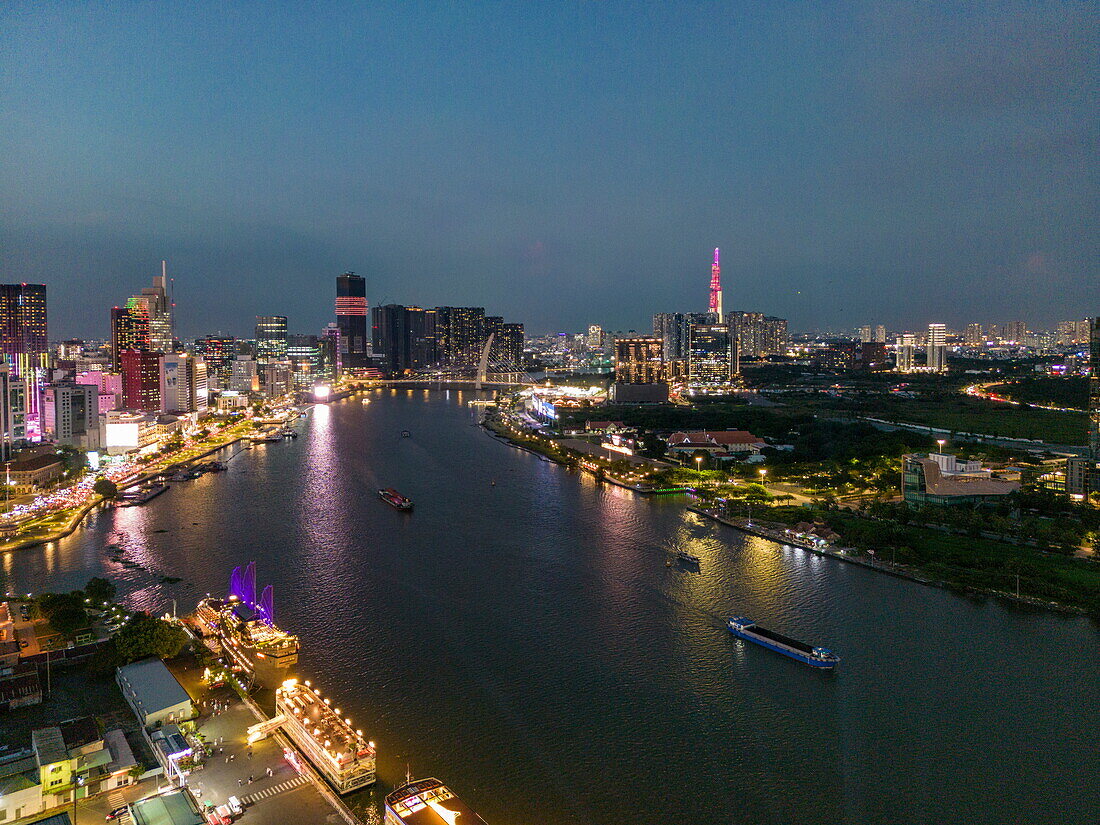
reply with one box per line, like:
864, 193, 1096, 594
936, 439, 946, 452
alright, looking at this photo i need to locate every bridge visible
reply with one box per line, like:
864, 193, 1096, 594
363, 333, 538, 390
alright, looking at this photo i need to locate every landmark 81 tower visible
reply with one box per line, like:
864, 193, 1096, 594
708, 247, 723, 319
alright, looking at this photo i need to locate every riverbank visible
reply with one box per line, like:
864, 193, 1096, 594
689, 503, 1095, 616
0, 430, 253, 554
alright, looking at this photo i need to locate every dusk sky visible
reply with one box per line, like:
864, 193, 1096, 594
1, 1, 1096, 339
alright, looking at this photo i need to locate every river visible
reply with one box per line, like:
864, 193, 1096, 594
3, 391, 1098, 824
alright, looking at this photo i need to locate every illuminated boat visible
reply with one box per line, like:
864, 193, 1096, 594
727, 617, 839, 668
378, 488, 413, 511
275, 679, 375, 794
384, 777, 488, 825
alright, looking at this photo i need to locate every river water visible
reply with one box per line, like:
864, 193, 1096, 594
4, 391, 1098, 824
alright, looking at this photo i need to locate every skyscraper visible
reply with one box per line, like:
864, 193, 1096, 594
159, 353, 208, 413
336, 272, 368, 366
128, 263, 173, 354
927, 323, 947, 372
688, 324, 734, 386
194, 335, 236, 390
255, 316, 288, 363
965, 323, 984, 347
0, 283, 48, 380
0, 283, 48, 436
708, 248, 723, 319
874, 325, 887, 344
111, 301, 151, 371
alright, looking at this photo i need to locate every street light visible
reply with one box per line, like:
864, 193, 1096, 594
73, 775, 85, 824
936, 439, 946, 452
695, 456, 703, 470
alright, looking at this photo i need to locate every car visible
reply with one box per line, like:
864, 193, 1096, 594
216, 804, 234, 822
105, 805, 129, 820
227, 796, 243, 815
205, 811, 229, 825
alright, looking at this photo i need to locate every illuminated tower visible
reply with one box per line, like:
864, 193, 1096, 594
708, 248, 723, 319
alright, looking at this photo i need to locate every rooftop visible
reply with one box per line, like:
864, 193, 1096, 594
276, 680, 373, 770
385, 778, 488, 825
116, 657, 192, 716
31, 725, 68, 765
129, 790, 204, 825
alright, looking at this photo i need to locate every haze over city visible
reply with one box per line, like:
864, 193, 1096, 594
2, 1, 1096, 337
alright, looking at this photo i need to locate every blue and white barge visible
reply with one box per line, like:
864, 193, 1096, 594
727, 616, 839, 668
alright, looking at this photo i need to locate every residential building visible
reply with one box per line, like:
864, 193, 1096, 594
965, 323, 984, 346
901, 453, 1020, 506
0, 717, 136, 822
1066, 317, 1100, 499
261, 363, 294, 398
873, 324, 886, 343
895, 333, 916, 372
926, 323, 947, 372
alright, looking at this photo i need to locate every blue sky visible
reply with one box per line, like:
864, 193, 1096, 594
1, 1, 1096, 337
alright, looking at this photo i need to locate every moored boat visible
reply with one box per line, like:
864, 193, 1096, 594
378, 488, 413, 511
727, 617, 839, 668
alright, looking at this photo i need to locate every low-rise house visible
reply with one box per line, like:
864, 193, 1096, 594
116, 658, 194, 729
666, 430, 768, 463
0, 717, 137, 822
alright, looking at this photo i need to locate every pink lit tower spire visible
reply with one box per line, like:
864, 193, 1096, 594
708, 247, 723, 319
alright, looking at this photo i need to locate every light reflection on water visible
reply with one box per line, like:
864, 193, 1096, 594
2, 391, 1098, 825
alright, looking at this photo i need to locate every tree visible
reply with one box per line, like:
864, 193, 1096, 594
93, 477, 118, 499
49, 604, 90, 637
114, 614, 188, 664
84, 577, 117, 604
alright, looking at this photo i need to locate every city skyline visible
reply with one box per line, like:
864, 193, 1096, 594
2, 2, 1096, 337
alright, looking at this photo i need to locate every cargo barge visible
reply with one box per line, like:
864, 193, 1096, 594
378, 488, 413, 511
727, 616, 839, 668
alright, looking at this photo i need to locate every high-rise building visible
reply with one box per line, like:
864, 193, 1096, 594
0, 283, 49, 380
726, 311, 787, 359
43, 382, 100, 448
0, 363, 22, 460
322, 323, 342, 378
965, 323, 984, 347
926, 323, 947, 372
895, 333, 917, 372
586, 325, 603, 349
614, 337, 664, 384
0, 283, 48, 436
231, 357, 259, 394
194, 336, 236, 390
110, 302, 151, 371
859, 325, 873, 343
874, 325, 887, 344
688, 324, 734, 385
255, 316, 288, 363
336, 272, 369, 366
287, 335, 326, 389
653, 313, 686, 362
120, 350, 162, 412
1066, 318, 1100, 499
499, 323, 524, 371
128, 263, 172, 354
1057, 319, 1090, 346
160, 353, 208, 414
708, 248, 723, 319
438, 307, 487, 372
